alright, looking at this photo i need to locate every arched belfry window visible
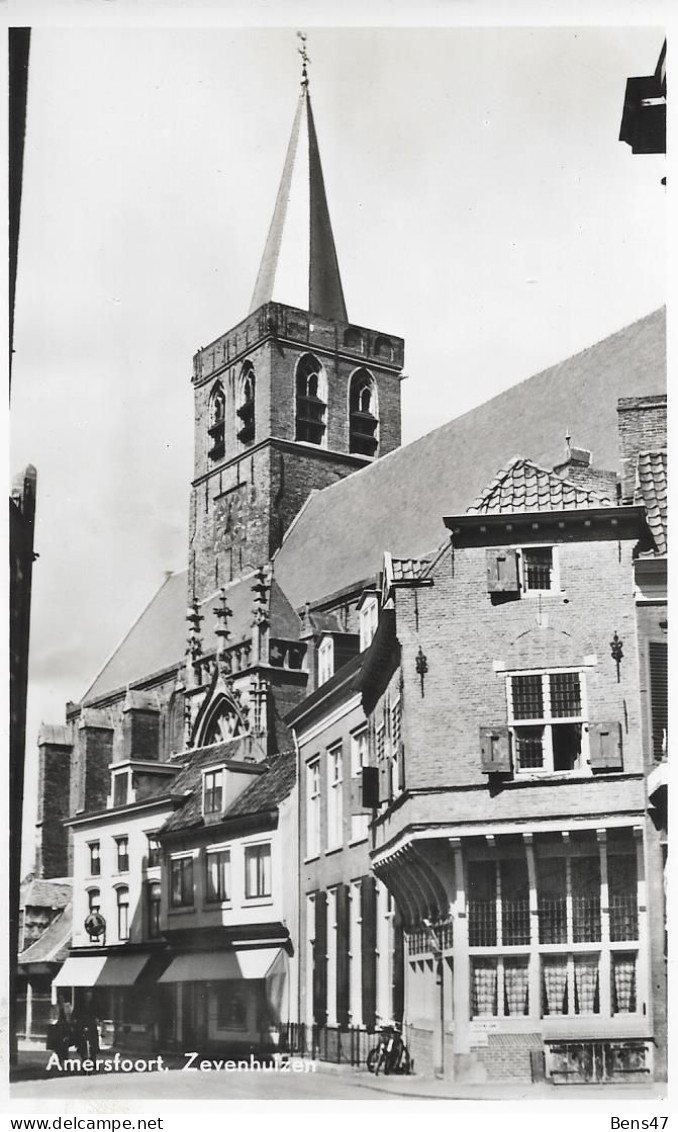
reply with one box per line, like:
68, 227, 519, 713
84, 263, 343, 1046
237, 362, 255, 445
349, 368, 379, 457
208, 382, 226, 461
295, 354, 327, 446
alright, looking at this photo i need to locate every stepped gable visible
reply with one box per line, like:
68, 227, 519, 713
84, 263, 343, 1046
273, 308, 665, 608
467, 457, 615, 515
636, 450, 667, 554
161, 746, 295, 835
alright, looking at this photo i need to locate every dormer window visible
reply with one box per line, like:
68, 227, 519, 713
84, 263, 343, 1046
318, 636, 334, 686
295, 354, 326, 446
359, 595, 379, 652
236, 362, 255, 445
208, 381, 226, 461
203, 768, 224, 816
349, 369, 378, 457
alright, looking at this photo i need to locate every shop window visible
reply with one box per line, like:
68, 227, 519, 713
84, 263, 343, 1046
327, 744, 343, 850
88, 842, 101, 877
295, 354, 326, 445
507, 671, 585, 774
208, 382, 226, 460
244, 843, 271, 899
216, 988, 247, 1030
611, 953, 638, 1013
115, 837, 129, 873
203, 768, 224, 816
205, 849, 231, 904
170, 856, 194, 908
147, 882, 162, 938
236, 362, 255, 445
306, 760, 321, 858
468, 858, 530, 947
116, 887, 130, 941
536, 856, 602, 945
608, 855, 638, 941
471, 958, 530, 1018
349, 369, 378, 457
542, 955, 600, 1016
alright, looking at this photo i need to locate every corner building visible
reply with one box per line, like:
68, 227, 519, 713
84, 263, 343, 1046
364, 414, 666, 1084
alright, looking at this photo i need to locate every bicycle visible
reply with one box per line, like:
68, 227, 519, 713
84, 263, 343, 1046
367, 1024, 412, 1076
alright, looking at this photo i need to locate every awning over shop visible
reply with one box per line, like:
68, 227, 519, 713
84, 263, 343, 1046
52, 953, 151, 987
53, 955, 107, 987
158, 947, 283, 983
98, 954, 150, 986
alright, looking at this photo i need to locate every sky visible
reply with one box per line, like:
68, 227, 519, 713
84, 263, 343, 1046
10, 15, 666, 872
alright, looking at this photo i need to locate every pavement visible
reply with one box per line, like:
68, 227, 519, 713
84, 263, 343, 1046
9, 1046, 668, 1103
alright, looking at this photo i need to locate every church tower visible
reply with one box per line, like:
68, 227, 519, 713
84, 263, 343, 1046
189, 46, 404, 604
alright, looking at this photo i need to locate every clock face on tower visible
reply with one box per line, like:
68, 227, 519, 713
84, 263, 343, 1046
213, 487, 255, 557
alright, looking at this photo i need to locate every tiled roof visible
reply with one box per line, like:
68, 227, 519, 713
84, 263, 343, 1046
84, 571, 301, 704
274, 308, 665, 607
390, 558, 431, 583
18, 903, 72, 966
636, 450, 667, 554
160, 747, 295, 835
21, 877, 72, 911
467, 457, 614, 515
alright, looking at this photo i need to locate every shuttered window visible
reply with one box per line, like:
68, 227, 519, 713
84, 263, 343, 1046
649, 641, 668, 760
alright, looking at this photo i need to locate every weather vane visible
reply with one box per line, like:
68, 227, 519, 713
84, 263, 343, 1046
297, 31, 310, 87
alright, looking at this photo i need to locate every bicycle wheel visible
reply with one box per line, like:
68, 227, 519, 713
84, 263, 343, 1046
366, 1046, 381, 1074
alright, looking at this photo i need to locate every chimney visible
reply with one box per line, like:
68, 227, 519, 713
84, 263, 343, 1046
617, 395, 667, 503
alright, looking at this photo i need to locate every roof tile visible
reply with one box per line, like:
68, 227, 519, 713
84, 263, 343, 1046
636, 450, 667, 554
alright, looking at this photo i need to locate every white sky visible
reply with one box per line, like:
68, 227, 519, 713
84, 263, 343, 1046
10, 14, 666, 872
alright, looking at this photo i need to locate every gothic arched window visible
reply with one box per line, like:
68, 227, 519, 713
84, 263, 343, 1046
236, 362, 256, 445
200, 699, 243, 747
295, 354, 327, 446
208, 382, 226, 461
349, 368, 379, 457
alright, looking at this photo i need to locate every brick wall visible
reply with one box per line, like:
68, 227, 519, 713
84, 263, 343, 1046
618, 395, 667, 502
391, 535, 642, 795
475, 1032, 543, 1081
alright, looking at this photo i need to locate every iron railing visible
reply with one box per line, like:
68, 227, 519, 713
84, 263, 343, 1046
283, 1023, 376, 1067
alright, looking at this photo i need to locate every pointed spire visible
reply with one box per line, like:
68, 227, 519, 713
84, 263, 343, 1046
249, 34, 348, 323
